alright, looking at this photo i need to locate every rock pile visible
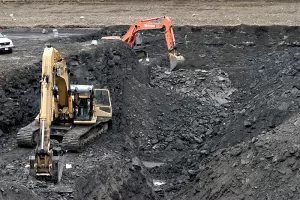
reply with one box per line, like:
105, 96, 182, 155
151, 66, 236, 107
174, 113, 300, 200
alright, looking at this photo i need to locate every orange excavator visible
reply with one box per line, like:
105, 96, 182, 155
102, 16, 185, 71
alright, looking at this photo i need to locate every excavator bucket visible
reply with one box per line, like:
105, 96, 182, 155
29, 146, 65, 183
169, 53, 185, 71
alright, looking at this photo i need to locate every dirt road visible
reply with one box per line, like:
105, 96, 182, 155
1, 1, 300, 27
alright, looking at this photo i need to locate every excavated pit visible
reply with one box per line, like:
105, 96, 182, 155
1, 25, 300, 199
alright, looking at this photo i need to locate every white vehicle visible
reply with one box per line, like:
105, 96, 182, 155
0, 33, 14, 53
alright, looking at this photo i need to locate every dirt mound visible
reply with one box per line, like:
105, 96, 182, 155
120, 63, 234, 160
66, 39, 138, 131
0, 36, 159, 199
63, 40, 158, 200
74, 155, 157, 200
117, 25, 300, 198
0, 181, 41, 200
0, 63, 40, 134
174, 113, 300, 200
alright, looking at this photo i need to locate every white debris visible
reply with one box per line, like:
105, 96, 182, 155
66, 164, 72, 169
153, 179, 166, 186
53, 29, 58, 38
80, 16, 85, 19
91, 40, 98, 45
9, 13, 13, 17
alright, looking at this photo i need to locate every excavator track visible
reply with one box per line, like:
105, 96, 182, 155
17, 121, 40, 148
62, 118, 110, 152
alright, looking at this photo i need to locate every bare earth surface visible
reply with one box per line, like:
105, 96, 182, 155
0, 1, 300, 27
2, 1, 300, 200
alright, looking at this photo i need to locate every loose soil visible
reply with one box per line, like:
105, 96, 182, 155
1, 2, 300, 199
1, 1, 300, 27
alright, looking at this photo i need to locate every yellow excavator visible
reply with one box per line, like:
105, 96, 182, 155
17, 46, 112, 183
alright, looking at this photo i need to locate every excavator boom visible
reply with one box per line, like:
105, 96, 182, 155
32, 46, 70, 182
122, 16, 176, 50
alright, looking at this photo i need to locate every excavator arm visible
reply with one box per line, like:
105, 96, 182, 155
102, 16, 185, 71
31, 46, 72, 182
122, 16, 177, 51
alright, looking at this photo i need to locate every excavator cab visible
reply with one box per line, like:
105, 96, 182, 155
72, 85, 93, 123
75, 97, 92, 121
93, 89, 112, 119
72, 85, 112, 124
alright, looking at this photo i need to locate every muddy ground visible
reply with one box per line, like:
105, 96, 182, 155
1, 24, 300, 200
